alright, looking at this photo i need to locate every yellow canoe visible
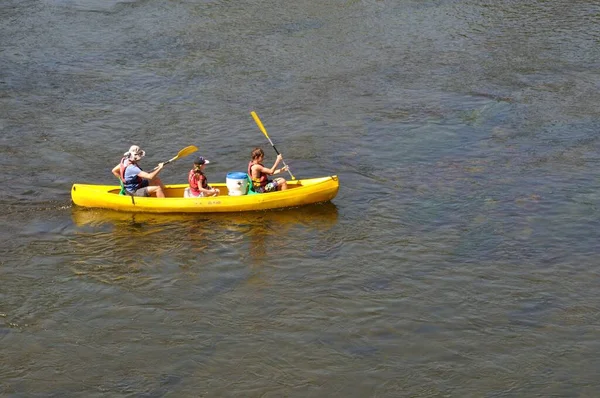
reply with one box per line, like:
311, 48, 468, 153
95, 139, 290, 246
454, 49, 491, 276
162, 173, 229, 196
71, 175, 339, 213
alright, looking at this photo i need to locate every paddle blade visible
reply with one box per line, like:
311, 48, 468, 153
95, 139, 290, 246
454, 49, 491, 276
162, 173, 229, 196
176, 145, 198, 159
250, 111, 270, 139
160, 145, 198, 168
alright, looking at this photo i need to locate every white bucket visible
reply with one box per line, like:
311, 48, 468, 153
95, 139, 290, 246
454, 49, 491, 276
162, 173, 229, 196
226, 172, 249, 196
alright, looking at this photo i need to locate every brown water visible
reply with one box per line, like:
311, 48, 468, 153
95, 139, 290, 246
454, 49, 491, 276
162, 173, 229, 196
1, 0, 599, 396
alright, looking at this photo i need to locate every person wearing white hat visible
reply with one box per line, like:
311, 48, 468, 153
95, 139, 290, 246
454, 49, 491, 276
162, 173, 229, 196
111, 145, 166, 197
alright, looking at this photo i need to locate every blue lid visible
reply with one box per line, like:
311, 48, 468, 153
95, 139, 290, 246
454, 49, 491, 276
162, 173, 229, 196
226, 172, 248, 179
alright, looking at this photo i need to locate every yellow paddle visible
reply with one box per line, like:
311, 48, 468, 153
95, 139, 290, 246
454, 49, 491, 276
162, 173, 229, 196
154, 145, 198, 169
250, 111, 296, 180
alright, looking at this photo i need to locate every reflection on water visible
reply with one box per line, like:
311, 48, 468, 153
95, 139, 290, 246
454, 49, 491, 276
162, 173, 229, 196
71, 202, 339, 228
69, 203, 339, 286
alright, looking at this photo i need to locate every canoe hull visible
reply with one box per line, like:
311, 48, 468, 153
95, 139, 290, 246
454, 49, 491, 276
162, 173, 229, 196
71, 176, 339, 213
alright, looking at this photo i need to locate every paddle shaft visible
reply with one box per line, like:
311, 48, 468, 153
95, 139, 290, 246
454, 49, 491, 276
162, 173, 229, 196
266, 140, 295, 180
163, 155, 179, 166
250, 111, 295, 180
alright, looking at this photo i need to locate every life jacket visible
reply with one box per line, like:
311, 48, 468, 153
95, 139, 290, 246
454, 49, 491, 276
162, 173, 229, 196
248, 161, 268, 188
188, 169, 208, 196
119, 157, 143, 193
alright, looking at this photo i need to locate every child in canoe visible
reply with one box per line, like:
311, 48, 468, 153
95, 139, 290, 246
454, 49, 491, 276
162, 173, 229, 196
248, 147, 288, 193
112, 145, 166, 197
184, 156, 220, 198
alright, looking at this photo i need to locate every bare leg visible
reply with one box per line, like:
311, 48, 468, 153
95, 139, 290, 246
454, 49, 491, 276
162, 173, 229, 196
277, 178, 288, 191
149, 177, 166, 198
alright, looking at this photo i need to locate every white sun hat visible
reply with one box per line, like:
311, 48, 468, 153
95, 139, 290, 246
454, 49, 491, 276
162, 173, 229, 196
124, 145, 146, 161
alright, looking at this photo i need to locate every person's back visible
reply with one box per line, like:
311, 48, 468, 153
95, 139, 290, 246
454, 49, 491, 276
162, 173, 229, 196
121, 158, 143, 192
111, 145, 166, 198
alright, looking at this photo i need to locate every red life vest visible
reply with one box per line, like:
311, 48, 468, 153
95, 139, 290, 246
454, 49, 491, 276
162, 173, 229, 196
119, 157, 142, 188
248, 161, 268, 187
188, 169, 208, 195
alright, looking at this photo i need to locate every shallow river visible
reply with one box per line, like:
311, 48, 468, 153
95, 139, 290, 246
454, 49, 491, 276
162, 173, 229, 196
1, 0, 599, 396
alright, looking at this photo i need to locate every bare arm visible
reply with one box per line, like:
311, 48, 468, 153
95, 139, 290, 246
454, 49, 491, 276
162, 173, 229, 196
198, 185, 218, 195
258, 154, 285, 176
137, 163, 164, 180
111, 164, 121, 180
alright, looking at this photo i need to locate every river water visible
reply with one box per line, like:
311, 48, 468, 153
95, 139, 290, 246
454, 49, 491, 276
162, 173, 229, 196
1, 0, 599, 396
